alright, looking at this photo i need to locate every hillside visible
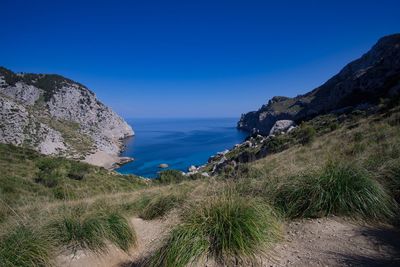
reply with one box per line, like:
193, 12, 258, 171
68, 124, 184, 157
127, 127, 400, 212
1, 92, 400, 267
0, 68, 133, 167
1, 34, 400, 267
238, 33, 400, 135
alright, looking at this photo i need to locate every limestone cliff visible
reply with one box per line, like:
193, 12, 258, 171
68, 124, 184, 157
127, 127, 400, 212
0, 67, 134, 163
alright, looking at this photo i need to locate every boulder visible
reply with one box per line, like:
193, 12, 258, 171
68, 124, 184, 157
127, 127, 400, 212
269, 120, 295, 135
188, 165, 197, 172
159, 163, 169, 168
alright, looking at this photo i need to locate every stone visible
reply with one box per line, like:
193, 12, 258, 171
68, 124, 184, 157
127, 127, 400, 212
269, 120, 295, 135
159, 163, 169, 168
188, 165, 197, 172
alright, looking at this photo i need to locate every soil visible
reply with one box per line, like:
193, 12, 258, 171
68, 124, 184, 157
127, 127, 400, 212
57, 216, 400, 267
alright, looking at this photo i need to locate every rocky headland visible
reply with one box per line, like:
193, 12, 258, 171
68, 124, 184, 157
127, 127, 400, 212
199, 34, 400, 175
0, 67, 134, 168
238, 34, 400, 135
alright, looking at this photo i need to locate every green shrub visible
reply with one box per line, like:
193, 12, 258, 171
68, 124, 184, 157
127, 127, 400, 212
0, 226, 53, 267
147, 193, 281, 266
265, 135, 289, 153
157, 170, 185, 184
35, 158, 69, 188
48, 207, 136, 254
139, 194, 183, 220
296, 124, 316, 145
67, 163, 91, 180
273, 162, 396, 219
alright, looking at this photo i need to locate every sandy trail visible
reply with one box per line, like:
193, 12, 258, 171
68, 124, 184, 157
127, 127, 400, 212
56, 217, 172, 267
57, 216, 400, 267
262, 217, 400, 267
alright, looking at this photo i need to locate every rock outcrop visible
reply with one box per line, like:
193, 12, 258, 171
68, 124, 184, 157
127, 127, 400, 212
238, 34, 400, 135
0, 67, 134, 164
269, 120, 296, 136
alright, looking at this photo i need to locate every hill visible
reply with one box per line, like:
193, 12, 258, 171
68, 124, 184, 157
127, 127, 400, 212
238, 33, 400, 135
0, 68, 133, 167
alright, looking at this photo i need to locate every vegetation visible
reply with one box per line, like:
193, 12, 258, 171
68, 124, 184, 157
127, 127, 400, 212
0, 226, 53, 267
147, 193, 281, 267
48, 206, 136, 254
272, 162, 396, 219
139, 193, 184, 220
0, 67, 88, 101
1, 100, 400, 266
296, 123, 316, 145
156, 169, 186, 184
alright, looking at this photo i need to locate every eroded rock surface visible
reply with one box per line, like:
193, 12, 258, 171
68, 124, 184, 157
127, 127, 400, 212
0, 67, 134, 161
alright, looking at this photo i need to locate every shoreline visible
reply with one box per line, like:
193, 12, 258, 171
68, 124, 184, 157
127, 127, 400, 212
83, 151, 134, 170
83, 135, 135, 170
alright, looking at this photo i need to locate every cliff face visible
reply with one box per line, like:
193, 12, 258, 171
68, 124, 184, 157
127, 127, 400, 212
0, 67, 134, 159
238, 34, 400, 135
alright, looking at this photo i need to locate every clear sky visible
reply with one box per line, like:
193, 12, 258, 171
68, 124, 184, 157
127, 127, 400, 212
1, 0, 399, 118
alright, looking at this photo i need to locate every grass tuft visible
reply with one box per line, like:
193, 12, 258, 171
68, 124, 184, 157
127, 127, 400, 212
0, 226, 53, 267
147, 193, 280, 267
139, 193, 183, 220
273, 161, 397, 219
47, 207, 136, 255
156, 170, 185, 184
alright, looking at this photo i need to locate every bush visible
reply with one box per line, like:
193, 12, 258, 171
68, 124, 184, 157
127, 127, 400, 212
273, 162, 397, 219
265, 135, 289, 153
67, 163, 91, 180
147, 193, 281, 267
48, 207, 136, 254
296, 124, 316, 145
157, 170, 185, 184
35, 158, 70, 188
139, 194, 183, 220
0, 226, 53, 267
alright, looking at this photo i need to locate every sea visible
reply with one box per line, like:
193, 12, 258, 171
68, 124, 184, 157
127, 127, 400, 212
115, 118, 248, 178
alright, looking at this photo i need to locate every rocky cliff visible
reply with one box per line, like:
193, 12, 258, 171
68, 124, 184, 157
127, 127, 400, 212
0, 67, 134, 164
238, 33, 400, 134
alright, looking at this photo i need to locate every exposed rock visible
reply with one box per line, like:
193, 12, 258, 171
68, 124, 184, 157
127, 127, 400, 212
0, 67, 134, 164
269, 120, 295, 135
188, 165, 197, 172
159, 163, 169, 168
238, 34, 400, 134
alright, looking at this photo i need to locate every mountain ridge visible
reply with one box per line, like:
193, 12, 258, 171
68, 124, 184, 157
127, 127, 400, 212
238, 33, 400, 134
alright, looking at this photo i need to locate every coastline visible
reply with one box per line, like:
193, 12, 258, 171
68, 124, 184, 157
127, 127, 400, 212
83, 135, 134, 170
83, 151, 133, 170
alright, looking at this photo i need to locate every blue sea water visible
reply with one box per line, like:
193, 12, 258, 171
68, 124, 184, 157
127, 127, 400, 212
116, 118, 248, 178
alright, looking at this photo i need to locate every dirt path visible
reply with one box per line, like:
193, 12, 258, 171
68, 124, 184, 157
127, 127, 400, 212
57, 216, 400, 267
56, 216, 173, 267
262, 217, 400, 267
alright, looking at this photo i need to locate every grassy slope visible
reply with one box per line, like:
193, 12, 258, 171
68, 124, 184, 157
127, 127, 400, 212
147, 104, 400, 266
1, 102, 400, 266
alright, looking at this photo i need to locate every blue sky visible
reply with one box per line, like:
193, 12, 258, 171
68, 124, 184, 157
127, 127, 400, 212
1, 0, 399, 118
